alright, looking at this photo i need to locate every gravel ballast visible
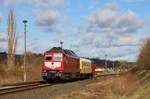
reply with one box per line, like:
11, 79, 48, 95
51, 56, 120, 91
0, 76, 115, 99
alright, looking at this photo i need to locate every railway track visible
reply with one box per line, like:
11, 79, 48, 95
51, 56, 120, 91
0, 81, 53, 95
0, 73, 123, 96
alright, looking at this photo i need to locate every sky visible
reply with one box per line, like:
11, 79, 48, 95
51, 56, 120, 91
0, 0, 150, 62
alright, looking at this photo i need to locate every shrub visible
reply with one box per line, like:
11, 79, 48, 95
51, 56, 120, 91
137, 38, 150, 69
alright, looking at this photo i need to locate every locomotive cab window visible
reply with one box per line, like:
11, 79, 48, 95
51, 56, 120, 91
45, 54, 52, 60
54, 53, 62, 61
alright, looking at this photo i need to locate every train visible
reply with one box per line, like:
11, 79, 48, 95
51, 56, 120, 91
42, 47, 95, 81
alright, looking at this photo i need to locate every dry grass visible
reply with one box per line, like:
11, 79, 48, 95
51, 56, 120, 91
0, 64, 7, 78
56, 71, 148, 99
0, 64, 22, 84
25, 52, 43, 81
109, 73, 140, 97
0, 53, 43, 84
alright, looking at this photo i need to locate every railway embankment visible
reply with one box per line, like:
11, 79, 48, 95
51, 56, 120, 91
55, 69, 150, 99
126, 69, 150, 99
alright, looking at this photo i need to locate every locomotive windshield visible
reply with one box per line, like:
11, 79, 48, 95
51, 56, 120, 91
54, 53, 62, 61
45, 54, 52, 60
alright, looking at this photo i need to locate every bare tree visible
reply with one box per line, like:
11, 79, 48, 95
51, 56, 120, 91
7, 9, 17, 70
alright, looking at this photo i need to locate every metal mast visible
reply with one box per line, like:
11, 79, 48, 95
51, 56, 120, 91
23, 20, 27, 82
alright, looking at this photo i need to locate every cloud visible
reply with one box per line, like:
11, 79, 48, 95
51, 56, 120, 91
74, 30, 142, 61
34, 10, 59, 32
27, 0, 65, 8
50, 0, 64, 6
105, 2, 118, 10
111, 36, 142, 47
0, 11, 3, 21
123, 0, 146, 3
74, 39, 140, 61
88, 5, 141, 34
76, 31, 142, 49
2, 0, 22, 5
72, 3, 143, 61
0, 32, 7, 52
76, 32, 109, 48
2, 0, 65, 7
0, 32, 7, 42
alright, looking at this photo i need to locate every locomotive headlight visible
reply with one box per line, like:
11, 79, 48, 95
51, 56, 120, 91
51, 62, 54, 65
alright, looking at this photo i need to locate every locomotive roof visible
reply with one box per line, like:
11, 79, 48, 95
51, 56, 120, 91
48, 47, 78, 57
50, 47, 63, 52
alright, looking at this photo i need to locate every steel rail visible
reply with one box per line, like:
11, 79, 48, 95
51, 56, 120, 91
0, 80, 45, 87
0, 81, 52, 95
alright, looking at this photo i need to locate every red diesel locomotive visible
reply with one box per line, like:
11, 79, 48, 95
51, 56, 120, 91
42, 47, 80, 80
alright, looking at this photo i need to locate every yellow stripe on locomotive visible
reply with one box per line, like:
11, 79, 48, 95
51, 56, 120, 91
80, 58, 92, 74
